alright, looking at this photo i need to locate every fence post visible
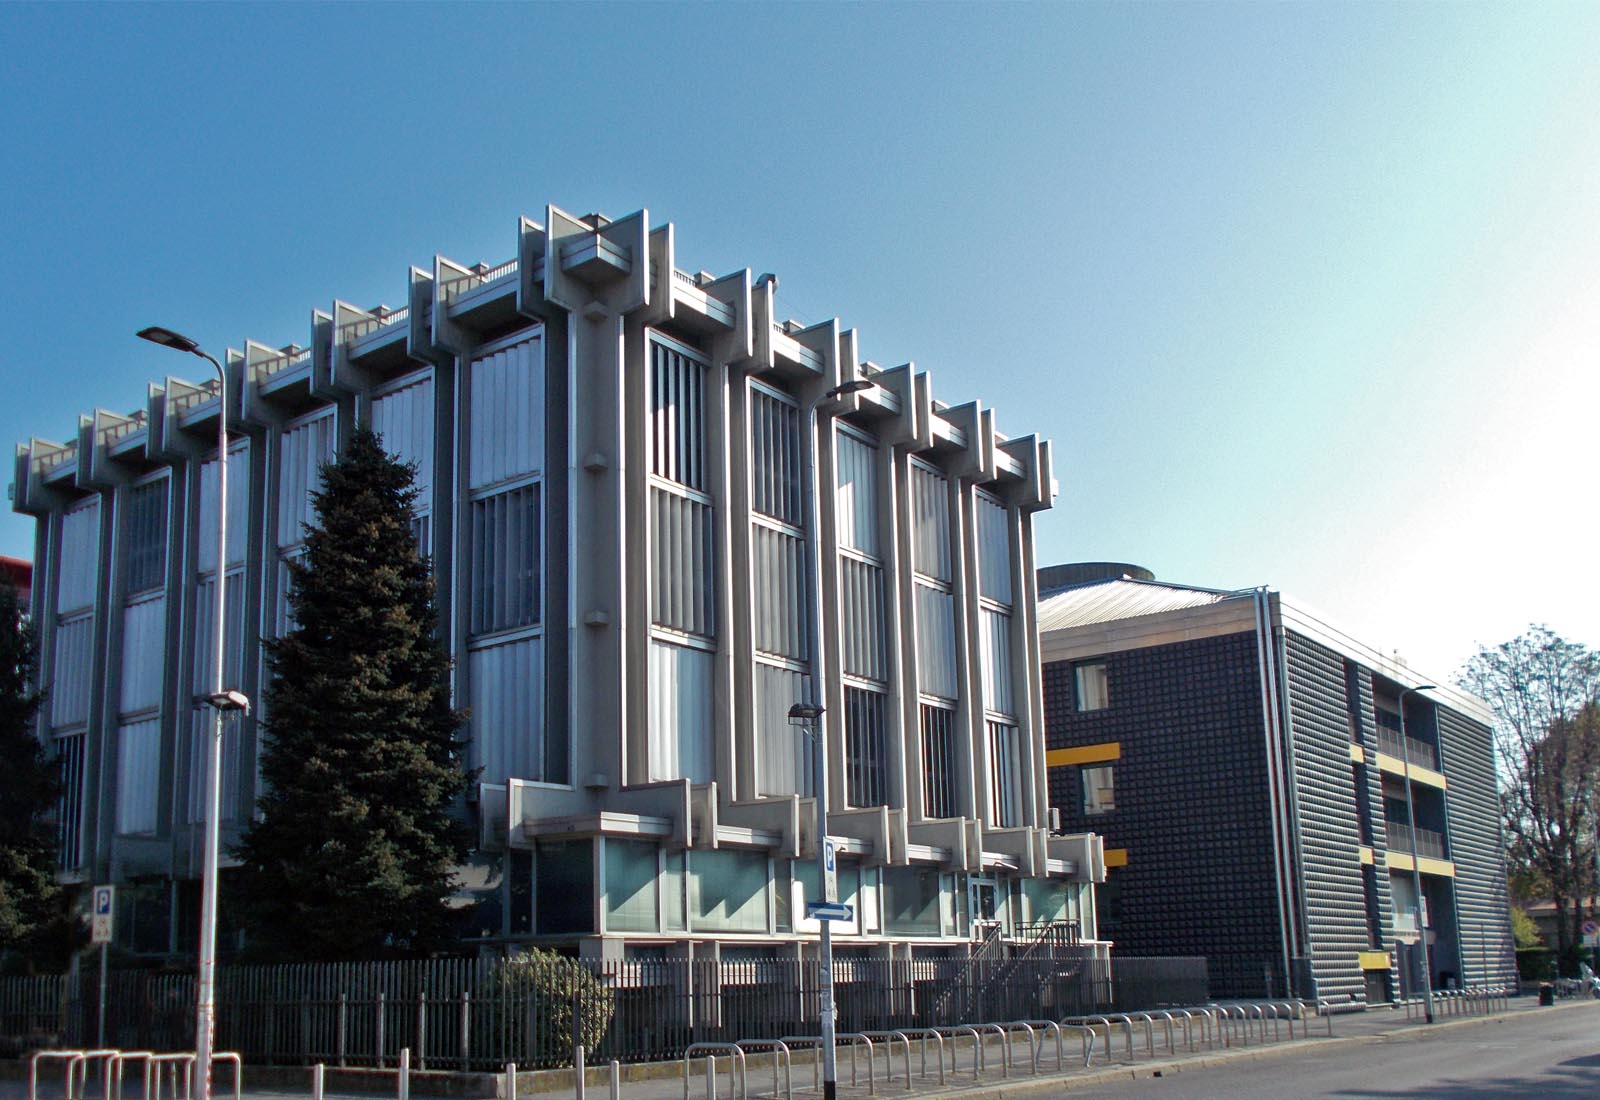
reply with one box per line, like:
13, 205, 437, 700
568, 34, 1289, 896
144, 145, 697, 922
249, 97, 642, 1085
398, 1048, 410, 1100
338, 994, 348, 1068
417, 991, 428, 1072
460, 991, 471, 1072
377, 992, 387, 1070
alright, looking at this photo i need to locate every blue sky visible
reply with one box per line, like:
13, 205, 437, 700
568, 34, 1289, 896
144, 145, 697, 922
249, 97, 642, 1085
1, 2, 1594, 682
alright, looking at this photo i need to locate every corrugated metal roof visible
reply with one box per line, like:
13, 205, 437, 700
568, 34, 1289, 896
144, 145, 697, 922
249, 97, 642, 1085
1036, 578, 1233, 632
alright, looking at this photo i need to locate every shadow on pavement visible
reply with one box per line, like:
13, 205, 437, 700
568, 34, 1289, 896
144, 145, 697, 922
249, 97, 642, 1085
1332, 1062, 1600, 1100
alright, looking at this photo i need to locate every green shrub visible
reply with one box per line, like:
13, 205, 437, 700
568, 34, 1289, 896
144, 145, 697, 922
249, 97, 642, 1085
496, 948, 614, 1065
1516, 946, 1554, 982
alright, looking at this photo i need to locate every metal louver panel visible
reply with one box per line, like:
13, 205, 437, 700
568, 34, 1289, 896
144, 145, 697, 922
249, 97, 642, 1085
914, 582, 958, 700
835, 431, 879, 557
751, 524, 808, 660
981, 607, 1015, 718
50, 613, 94, 729
909, 463, 951, 582
647, 640, 713, 783
651, 487, 714, 638
840, 557, 887, 683
921, 704, 958, 819
371, 372, 436, 498
469, 335, 543, 489
119, 595, 166, 713
651, 341, 707, 491
468, 635, 544, 784
756, 663, 812, 797
750, 387, 802, 524
276, 411, 335, 548
198, 447, 250, 572
468, 484, 540, 635
845, 687, 888, 808
988, 720, 1020, 827
56, 498, 100, 613
186, 708, 243, 825
122, 479, 168, 595
115, 717, 161, 836
974, 492, 1012, 606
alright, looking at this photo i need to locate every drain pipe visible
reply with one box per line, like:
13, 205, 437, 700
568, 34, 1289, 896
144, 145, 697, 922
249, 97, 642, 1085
1252, 588, 1296, 998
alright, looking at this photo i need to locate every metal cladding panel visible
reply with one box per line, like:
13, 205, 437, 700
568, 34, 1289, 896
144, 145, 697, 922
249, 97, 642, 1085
198, 446, 251, 572
191, 574, 245, 689
1036, 579, 1227, 633
186, 708, 243, 824
650, 488, 714, 638
122, 479, 169, 596
647, 639, 714, 783
1437, 706, 1518, 987
1282, 631, 1374, 1003
50, 613, 94, 729
276, 411, 335, 548
468, 335, 543, 489
748, 386, 802, 525
987, 720, 1021, 827
755, 662, 812, 797
980, 607, 1015, 718
1044, 630, 1282, 998
371, 373, 436, 499
974, 492, 1011, 606
57, 498, 100, 613
650, 340, 707, 491
115, 717, 161, 835
835, 431, 879, 557
119, 595, 166, 713
750, 523, 807, 660
468, 634, 544, 785
839, 556, 887, 683
909, 463, 951, 581
913, 582, 959, 700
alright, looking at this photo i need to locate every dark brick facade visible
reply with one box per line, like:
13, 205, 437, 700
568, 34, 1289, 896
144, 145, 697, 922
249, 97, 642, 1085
1044, 631, 1286, 997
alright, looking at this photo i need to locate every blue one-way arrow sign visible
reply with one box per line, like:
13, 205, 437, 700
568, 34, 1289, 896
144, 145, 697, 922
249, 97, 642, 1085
806, 901, 854, 922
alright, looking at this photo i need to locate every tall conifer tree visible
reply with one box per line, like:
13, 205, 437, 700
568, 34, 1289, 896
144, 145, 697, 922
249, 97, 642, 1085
235, 427, 470, 960
0, 582, 69, 968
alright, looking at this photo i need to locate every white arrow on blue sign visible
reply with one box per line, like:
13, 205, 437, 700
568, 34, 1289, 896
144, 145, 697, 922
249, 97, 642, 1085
806, 901, 854, 922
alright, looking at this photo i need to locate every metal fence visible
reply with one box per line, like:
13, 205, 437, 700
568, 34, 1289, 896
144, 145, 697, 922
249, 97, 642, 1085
1, 951, 1208, 1070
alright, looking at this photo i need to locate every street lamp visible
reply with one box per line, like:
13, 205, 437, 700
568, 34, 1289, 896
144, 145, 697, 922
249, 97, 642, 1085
793, 375, 876, 1100
1398, 683, 1437, 1024
138, 326, 244, 1100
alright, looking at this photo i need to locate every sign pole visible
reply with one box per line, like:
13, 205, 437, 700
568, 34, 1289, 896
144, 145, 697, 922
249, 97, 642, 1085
98, 942, 108, 1048
91, 885, 115, 1048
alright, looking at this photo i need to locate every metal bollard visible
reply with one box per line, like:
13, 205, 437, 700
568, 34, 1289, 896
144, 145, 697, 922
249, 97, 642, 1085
609, 1060, 620, 1100
398, 1049, 410, 1100
312, 1064, 325, 1100
505, 1064, 518, 1100
704, 1056, 716, 1100
574, 1045, 586, 1100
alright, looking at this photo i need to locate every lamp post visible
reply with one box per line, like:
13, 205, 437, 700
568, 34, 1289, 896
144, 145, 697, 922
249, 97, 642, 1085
137, 327, 249, 1100
1398, 683, 1436, 1024
790, 375, 875, 1100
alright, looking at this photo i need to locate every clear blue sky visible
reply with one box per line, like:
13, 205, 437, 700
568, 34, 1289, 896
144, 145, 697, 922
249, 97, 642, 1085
1, 2, 1594, 683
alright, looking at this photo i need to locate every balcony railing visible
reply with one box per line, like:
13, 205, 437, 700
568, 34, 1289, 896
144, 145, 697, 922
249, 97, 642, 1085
440, 259, 518, 304
255, 346, 311, 380
1374, 727, 1438, 770
337, 306, 409, 345
1386, 821, 1449, 862
99, 411, 147, 446
168, 379, 220, 417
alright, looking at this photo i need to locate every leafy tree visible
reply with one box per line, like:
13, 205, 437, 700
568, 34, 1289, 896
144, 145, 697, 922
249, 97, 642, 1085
0, 583, 77, 970
234, 427, 471, 960
1509, 904, 1543, 950
1459, 627, 1600, 973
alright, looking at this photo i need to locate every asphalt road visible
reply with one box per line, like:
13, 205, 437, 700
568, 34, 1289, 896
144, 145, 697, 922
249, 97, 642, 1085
1107, 1003, 1600, 1100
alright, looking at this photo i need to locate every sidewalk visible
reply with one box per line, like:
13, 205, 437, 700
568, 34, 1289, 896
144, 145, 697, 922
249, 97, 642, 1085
5, 997, 1591, 1100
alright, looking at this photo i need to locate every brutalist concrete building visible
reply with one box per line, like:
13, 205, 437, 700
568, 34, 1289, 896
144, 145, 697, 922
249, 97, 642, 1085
1036, 563, 1515, 1002
11, 206, 1105, 964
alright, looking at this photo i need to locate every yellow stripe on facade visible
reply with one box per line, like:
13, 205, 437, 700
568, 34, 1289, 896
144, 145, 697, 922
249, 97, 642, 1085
1373, 752, 1448, 790
1358, 951, 1392, 971
1386, 851, 1455, 877
1349, 743, 1366, 764
1358, 846, 1374, 865
1046, 742, 1122, 768
1104, 847, 1129, 868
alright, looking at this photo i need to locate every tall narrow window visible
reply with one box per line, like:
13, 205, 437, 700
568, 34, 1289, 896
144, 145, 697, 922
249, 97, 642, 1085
751, 381, 811, 795
53, 497, 99, 869
465, 333, 549, 784
845, 687, 887, 808
1082, 764, 1115, 815
123, 479, 168, 596
988, 721, 1021, 827
372, 371, 436, 561
837, 427, 891, 807
191, 444, 249, 826
648, 337, 716, 781
921, 704, 958, 819
119, 477, 169, 836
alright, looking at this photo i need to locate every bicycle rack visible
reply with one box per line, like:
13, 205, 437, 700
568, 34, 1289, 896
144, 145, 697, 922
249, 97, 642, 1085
732, 1040, 791, 1100
857, 1033, 912, 1092
682, 1044, 747, 1100
893, 1028, 946, 1085
930, 1027, 982, 1080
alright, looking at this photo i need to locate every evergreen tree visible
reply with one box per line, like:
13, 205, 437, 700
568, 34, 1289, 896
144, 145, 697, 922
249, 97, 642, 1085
0, 582, 72, 969
235, 427, 471, 960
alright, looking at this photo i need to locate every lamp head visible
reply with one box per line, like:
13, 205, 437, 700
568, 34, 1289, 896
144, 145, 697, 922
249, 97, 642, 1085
825, 378, 876, 401
137, 326, 201, 354
787, 702, 824, 727
205, 690, 251, 714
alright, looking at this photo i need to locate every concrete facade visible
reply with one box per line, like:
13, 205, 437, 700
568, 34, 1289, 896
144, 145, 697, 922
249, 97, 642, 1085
11, 206, 1104, 963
